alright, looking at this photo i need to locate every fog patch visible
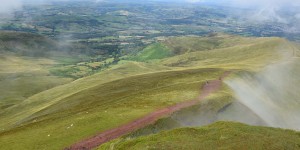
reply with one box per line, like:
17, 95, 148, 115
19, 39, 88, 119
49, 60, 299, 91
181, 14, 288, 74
0, 0, 22, 18
152, 47, 300, 131
250, 6, 287, 23
216, 101, 267, 126
225, 59, 300, 130
170, 102, 221, 127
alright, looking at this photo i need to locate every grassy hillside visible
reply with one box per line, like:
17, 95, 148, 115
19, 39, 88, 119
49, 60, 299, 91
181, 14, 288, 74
99, 121, 300, 150
0, 42, 75, 109
0, 67, 224, 150
121, 87, 234, 139
0, 34, 297, 150
162, 34, 257, 54
129, 43, 172, 61
161, 36, 296, 71
0, 31, 88, 108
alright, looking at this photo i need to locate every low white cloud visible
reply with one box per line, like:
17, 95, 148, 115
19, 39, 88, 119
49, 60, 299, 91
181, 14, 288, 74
214, 0, 300, 25
249, 6, 287, 23
226, 59, 300, 130
0, 0, 22, 15
211, 0, 297, 8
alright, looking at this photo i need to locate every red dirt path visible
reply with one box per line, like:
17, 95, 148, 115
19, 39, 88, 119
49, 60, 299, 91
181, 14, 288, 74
66, 71, 231, 150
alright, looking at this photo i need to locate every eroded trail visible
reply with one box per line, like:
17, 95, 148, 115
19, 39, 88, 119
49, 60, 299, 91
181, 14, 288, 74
66, 71, 231, 150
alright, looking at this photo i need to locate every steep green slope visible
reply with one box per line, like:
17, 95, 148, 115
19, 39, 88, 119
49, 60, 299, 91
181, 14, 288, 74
162, 34, 257, 54
121, 88, 234, 139
129, 43, 172, 61
0, 54, 73, 109
0, 35, 297, 150
0, 61, 170, 129
0, 68, 224, 150
0, 31, 78, 108
99, 121, 300, 150
161, 36, 295, 71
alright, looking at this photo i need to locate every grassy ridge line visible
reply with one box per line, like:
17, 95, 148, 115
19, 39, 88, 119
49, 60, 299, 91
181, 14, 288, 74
162, 34, 259, 54
96, 37, 300, 149
0, 68, 224, 150
0, 35, 296, 149
19, 68, 223, 126
0, 61, 169, 129
0, 35, 288, 127
0, 36, 289, 130
161, 37, 292, 71
99, 121, 300, 150
22, 78, 204, 125
67, 71, 229, 149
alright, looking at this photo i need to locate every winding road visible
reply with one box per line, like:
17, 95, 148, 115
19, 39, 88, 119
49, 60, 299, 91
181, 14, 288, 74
66, 71, 231, 150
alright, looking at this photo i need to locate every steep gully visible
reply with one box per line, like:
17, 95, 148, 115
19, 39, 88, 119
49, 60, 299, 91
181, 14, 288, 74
66, 71, 231, 150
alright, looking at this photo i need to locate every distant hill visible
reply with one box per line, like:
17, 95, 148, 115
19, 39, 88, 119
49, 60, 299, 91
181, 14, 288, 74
0, 31, 93, 60
0, 31, 59, 57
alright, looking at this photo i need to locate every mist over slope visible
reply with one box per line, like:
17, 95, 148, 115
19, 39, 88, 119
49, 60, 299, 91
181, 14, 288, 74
0, 31, 77, 109
0, 0, 299, 149
225, 58, 300, 130
91, 36, 300, 150
1, 34, 299, 150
